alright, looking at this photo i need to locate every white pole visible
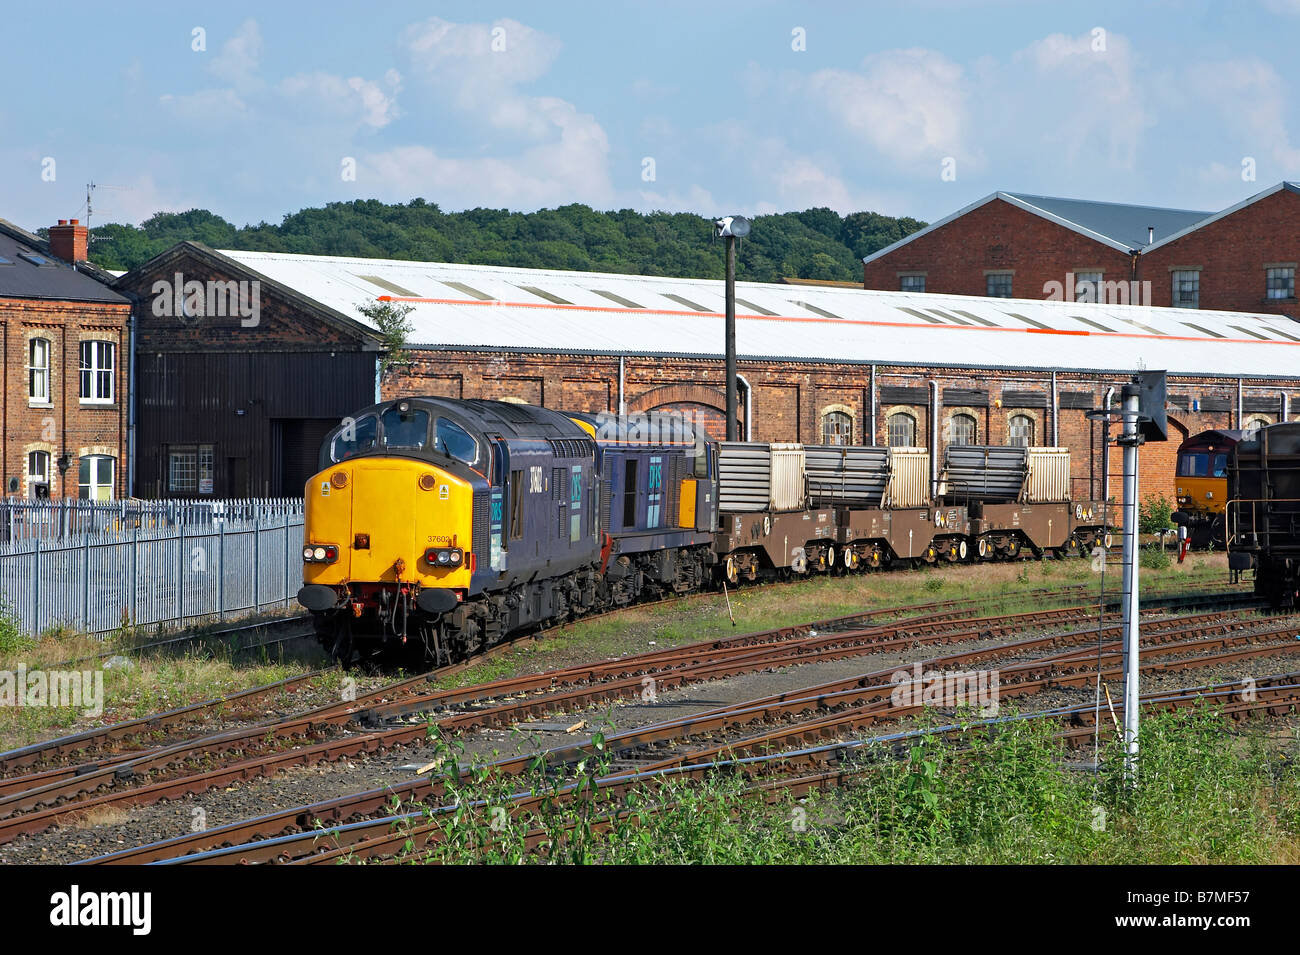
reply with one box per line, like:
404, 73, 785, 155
1120, 384, 1141, 782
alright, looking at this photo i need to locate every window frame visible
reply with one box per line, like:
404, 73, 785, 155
78, 454, 115, 501
1171, 269, 1201, 309
898, 273, 926, 293
1008, 414, 1035, 447
1265, 266, 1295, 301
821, 410, 853, 446
985, 272, 1013, 299
947, 412, 977, 446
79, 340, 115, 405
28, 337, 51, 404
27, 450, 50, 498
1074, 271, 1103, 303
887, 411, 917, 448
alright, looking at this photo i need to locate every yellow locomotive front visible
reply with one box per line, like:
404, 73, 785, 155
297, 399, 486, 664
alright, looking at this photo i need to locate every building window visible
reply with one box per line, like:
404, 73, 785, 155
27, 451, 50, 499
167, 444, 216, 495
28, 338, 51, 403
1243, 416, 1271, 439
887, 411, 917, 447
1172, 270, 1200, 309
1266, 267, 1295, 301
1074, 271, 1103, 303
821, 411, 853, 446
79, 340, 115, 403
1009, 414, 1034, 447
986, 273, 1013, 298
947, 413, 977, 446
78, 455, 114, 501
899, 274, 926, 293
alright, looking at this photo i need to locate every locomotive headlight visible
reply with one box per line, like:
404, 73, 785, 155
449, 550, 462, 565
303, 546, 314, 561
437, 550, 450, 564
331, 470, 348, 489
313, 546, 327, 561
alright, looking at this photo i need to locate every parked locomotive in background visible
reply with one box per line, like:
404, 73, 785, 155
298, 396, 1109, 666
1173, 429, 1242, 549
1227, 421, 1300, 606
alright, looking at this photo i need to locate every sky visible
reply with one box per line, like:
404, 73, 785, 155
3, 0, 1300, 233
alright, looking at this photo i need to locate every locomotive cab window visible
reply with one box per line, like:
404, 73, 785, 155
330, 414, 377, 462
381, 408, 429, 449
1178, 453, 1209, 477
509, 469, 523, 540
435, 417, 478, 465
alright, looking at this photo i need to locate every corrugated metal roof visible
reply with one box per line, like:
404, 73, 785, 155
220, 250, 1300, 380
862, 191, 1212, 263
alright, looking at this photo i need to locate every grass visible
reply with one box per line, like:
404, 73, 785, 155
388, 705, 1300, 865
0, 623, 340, 753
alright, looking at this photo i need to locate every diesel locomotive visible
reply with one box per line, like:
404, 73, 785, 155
297, 396, 1110, 666
1172, 429, 1242, 549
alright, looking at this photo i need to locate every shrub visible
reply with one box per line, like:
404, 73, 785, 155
1139, 545, 1170, 570
1139, 494, 1176, 536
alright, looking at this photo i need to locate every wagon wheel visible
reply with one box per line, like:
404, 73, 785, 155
724, 554, 740, 585
923, 543, 939, 563
957, 538, 969, 562
843, 547, 860, 572
1006, 537, 1021, 559
977, 537, 992, 561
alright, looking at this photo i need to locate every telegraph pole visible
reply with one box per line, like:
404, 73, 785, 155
725, 234, 737, 441
1118, 382, 1143, 781
714, 216, 750, 441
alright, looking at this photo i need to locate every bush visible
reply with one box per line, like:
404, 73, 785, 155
1139, 494, 1176, 536
0, 597, 32, 656
1139, 545, 1170, 571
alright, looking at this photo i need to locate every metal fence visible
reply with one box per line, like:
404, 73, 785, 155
0, 497, 303, 543
0, 500, 306, 638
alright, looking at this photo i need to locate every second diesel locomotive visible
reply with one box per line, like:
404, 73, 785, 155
1172, 429, 1243, 549
297, 396, 1109, 666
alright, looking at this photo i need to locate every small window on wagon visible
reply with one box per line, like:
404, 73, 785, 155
381, 407, 430, 449
331, 415, 378, 462
436, 417, 478, 465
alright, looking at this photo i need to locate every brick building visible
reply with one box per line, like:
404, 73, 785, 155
862, 183, 1300, 323
113, 243, 381, 498
114, 246, 1300, 505
0, 218, 130, 499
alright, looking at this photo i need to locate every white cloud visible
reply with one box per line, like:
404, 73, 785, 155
807, 49, 972, 167
279, 73, 399, 129
1178, 57, 1300, 172
207, 19, 263, 92
1011, 31, 1149, 170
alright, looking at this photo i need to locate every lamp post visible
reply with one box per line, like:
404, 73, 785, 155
714, 215, 751, 441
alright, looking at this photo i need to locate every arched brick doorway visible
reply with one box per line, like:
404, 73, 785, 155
629, 384, 738, 441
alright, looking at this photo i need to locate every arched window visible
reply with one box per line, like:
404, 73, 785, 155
948, 413, 977, 446
821, 410, 853, 446
1243, 416, 1270, 439
888, 412, 917, 447
1009, 414, 1034, 447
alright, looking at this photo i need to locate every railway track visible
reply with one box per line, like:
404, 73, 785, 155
64, 588, 1295, 864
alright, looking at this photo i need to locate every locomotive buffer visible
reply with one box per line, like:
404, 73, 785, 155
1088, 371, 1167, 782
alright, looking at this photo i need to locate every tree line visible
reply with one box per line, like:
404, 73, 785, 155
76, 200, 925, 283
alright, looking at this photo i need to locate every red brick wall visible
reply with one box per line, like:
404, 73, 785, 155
862, 198, 1135, 300
388, 351, 1295, 506
0, 298, 130, 499
1140, 188, 1300, 319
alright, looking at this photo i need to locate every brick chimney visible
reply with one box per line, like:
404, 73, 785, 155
48, 218, 88, 263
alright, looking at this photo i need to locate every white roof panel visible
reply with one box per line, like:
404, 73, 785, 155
219, 251, 1300, 380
